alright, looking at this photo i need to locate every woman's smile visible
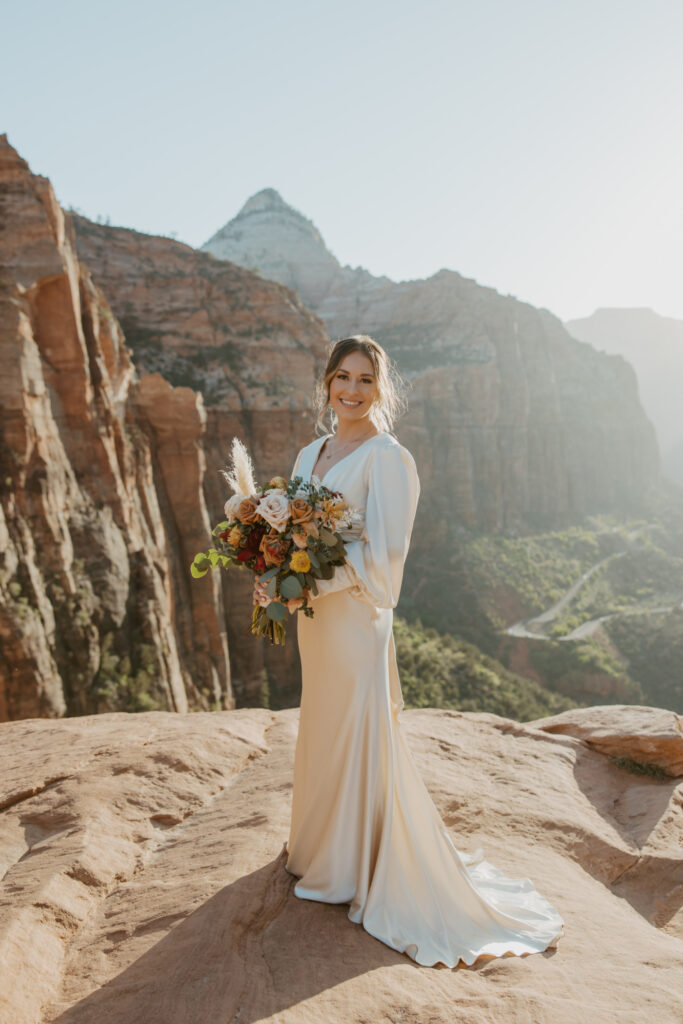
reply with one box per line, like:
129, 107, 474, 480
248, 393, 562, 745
329, 351, 378, 424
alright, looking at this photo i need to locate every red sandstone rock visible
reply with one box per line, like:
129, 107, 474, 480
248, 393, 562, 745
71, 212, 331, 707
0, 705, 680, 1023
0, 135, 230, 720
531, 704, 683, 776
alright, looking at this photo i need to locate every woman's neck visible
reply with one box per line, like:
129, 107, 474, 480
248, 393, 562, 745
333, 420, 380, 444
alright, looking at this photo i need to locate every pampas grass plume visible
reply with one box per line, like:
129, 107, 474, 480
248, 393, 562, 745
221, 437, 257, 497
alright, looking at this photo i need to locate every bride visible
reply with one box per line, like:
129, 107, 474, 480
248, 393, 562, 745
281, 334, 565, 968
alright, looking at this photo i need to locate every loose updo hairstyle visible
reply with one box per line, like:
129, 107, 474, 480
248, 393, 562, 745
314, 335, 409, 437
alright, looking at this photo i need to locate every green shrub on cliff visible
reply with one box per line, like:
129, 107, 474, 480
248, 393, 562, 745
393, 616, 576, 721
605, 609, 683, 713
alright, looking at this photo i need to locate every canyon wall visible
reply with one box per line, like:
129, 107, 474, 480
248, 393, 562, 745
204, 189, 660, 533
1, 144, 665, 721
71, 209, 332, 708
0, 136, 229, 720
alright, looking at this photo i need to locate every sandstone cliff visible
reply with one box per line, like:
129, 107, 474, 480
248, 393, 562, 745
0, 135, 229, 720
0, 704, 681, 1022
203, 189, 660, 531
70, 209, 332, 707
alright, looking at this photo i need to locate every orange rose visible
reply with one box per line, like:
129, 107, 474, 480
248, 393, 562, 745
236, 497, 259, 523
292, 532, 308, 549
290, 498, 314, 524
259, 530, 290, 567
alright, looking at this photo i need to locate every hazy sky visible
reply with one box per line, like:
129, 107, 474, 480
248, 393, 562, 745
4, 0, 682, 322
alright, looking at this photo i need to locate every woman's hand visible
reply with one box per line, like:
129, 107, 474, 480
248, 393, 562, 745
254, 576, 311, 613
253, 576, 271, 607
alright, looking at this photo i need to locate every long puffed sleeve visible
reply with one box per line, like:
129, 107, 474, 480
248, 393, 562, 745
313, 442, 420, 609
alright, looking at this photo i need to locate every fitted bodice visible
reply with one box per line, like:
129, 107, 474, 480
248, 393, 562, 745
289, 431, 420, 610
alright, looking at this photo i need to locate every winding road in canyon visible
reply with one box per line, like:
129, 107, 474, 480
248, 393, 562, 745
504, 525, 681, 642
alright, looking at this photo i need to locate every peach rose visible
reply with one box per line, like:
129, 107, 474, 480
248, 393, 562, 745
291, 532, 308, 549
236, 497, 259, 523
290, 498, 314, 524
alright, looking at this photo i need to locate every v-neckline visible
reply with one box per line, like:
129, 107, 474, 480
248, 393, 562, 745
312, 432, 385, 485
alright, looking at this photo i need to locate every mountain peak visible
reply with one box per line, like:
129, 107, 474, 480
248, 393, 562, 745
201, 188, 340, 303
236, 188, 290, 217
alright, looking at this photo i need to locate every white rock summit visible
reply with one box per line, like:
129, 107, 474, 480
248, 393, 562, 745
201, 187, 343, 307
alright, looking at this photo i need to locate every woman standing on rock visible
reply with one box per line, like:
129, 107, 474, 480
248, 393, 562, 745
283, 334, 565, 968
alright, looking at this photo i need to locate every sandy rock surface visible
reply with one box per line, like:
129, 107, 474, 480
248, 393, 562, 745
0, 706, 681, 1024
532, 704, 683, 776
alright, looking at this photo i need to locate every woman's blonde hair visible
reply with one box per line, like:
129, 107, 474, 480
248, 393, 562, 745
314, 335, 409, 436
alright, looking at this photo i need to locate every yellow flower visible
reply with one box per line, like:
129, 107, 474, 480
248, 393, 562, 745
228, 526, 243, 547
290, 550, 311, 573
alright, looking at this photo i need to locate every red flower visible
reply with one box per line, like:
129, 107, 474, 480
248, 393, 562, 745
254, 554, 266, 573
243, 525, 266, 554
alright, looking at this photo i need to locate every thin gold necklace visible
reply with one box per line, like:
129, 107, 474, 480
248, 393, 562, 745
322, 426, 378, 460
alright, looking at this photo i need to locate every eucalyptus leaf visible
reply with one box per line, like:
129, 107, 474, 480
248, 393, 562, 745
266, 601, 286, 621
265, 577, 277, 597
281, 575, 303, 599
318, 527, 336, 545
260, 566, 279, 582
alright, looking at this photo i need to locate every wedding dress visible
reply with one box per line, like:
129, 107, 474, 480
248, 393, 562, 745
284, 430, 564, 968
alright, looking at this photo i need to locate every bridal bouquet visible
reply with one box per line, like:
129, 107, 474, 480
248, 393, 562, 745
191, 438, 362, 645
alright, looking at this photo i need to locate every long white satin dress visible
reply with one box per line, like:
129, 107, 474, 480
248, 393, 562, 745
284, 430, 565, 968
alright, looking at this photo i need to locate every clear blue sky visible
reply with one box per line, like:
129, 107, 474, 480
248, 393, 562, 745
3, 0, 682, 321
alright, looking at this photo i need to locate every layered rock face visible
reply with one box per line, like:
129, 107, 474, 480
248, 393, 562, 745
71, 207, 331, 706
0, 136, 230, 720
0, 704, 681, 1022
204, 191, 660, 531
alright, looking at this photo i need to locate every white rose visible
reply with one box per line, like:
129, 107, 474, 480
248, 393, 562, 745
224, 493, 246, 519
256, 489, 291, 533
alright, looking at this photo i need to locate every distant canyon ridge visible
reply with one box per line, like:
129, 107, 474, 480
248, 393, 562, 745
0, 137, 661, 722
566, 307, 683, 486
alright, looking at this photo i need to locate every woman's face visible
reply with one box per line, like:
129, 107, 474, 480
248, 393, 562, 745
328, 351, 379, 426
